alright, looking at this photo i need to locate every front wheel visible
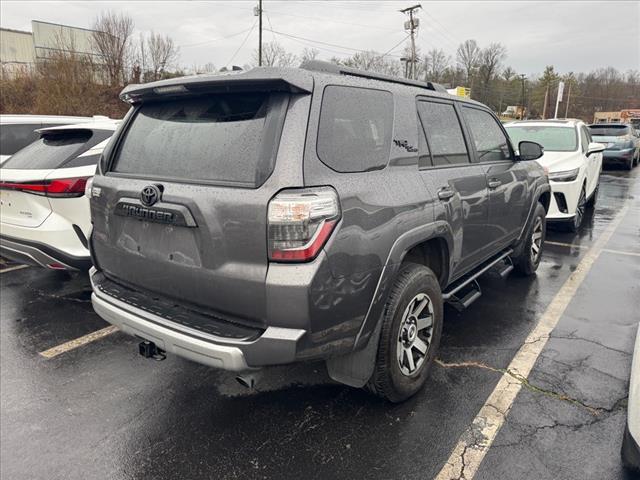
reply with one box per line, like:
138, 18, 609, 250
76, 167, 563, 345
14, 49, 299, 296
513, 202, 546, 276
367, 263, 443, 402
586, 183, 598, 208
567, 187, 587, 232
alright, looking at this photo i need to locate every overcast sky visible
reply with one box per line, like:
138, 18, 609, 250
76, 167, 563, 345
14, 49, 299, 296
1, 1, 639, 76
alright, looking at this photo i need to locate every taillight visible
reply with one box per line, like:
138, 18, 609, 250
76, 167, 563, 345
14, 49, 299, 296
0, 177, 90, 198
268, 187, 341, 262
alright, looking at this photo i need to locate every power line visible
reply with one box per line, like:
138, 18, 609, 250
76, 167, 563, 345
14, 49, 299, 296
179, 27, 255, 48
265, 28, 404, 58
381, 34, 411, 58
225, 19, 258, 67
263, 7, 400, 33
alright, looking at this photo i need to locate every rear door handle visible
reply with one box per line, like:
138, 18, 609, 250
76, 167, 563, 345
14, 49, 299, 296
438, 188, 455, 200
488, 179, 502, 189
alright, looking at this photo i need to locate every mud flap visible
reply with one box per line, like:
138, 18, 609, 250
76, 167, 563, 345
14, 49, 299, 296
326, 316, 383, 388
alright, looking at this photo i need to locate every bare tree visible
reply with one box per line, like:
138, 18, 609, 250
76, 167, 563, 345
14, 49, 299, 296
337, 50, 401, 77
145, 31, 179, 81
424, 48, 450, 83
92, 11, 135, 86
456, 39, 480, 85
477, 43, 507, 103
300, 47, 320, 65
253, 42, 297, 67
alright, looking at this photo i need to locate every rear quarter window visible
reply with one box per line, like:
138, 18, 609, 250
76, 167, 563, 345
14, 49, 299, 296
0, 124, 41, 156
1, 131, 92, 169
316, 86, 393, 172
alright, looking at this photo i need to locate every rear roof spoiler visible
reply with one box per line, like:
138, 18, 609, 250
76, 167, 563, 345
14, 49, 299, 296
120, 67, 314, 104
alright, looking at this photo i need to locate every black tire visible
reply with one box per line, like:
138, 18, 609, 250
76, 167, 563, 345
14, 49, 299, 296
513, 202, 546, 276
626, 155, 634, 171
586, 184, 598, 208
367, 263, 443, 403
566, 186, 587, 233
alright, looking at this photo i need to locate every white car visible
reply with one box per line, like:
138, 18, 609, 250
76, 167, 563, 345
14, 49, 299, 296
0, 115, 109, 164
0, 119, 119, 270
505, 119, 605, 231
623, 326, 640, 471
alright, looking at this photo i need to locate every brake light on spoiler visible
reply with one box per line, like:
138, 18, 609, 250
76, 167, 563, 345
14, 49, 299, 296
0, 177, 91, 198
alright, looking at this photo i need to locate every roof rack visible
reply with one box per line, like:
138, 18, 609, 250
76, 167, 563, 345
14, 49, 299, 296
300, 60, 448, 94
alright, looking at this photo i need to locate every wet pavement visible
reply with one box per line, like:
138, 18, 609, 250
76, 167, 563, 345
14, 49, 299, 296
1, 168, 639, 480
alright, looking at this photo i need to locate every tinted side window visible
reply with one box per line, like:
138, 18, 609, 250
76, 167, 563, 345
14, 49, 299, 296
462, 107, 512, 162
417, 101, 469, 166
0, 124, 41, 156
317, 86, 393, 172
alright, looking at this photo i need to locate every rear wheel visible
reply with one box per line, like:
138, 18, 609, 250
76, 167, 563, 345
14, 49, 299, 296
367, 263, 443, 402
513, 202, 546, 276
626, 155, 634, 170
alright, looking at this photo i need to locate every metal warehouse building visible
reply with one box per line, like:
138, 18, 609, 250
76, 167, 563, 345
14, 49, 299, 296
1, 20, 104, 77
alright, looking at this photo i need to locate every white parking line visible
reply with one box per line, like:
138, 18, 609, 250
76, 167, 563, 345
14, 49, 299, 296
435, 204, 629, 480
0, 264, 30, 273
39, 326, 119, 359
545, 240, 639, 257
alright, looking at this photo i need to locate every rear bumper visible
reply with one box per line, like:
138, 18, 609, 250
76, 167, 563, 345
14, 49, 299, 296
90, 268, 306, 371
603, 149, 635, 163
0, 234, 90, 270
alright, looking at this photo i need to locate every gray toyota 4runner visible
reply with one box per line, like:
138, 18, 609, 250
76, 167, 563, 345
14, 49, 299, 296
89, 61, 550, 402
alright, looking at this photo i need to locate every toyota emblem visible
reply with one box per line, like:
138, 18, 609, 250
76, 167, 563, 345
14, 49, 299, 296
140, 185, 161, 207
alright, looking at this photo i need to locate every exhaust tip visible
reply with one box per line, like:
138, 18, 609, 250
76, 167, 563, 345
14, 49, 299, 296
235, 374, 258, 389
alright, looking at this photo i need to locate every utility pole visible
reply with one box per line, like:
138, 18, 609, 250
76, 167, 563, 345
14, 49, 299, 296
564, 80, 572, 118
400, 4, 421, 80
519, 74, 527, 119
254, 0, 263, 66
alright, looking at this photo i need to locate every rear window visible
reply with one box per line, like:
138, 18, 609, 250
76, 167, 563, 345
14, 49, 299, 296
0, 124, 41, 156
112, 92, 287, 187
317, 86, 393, 172
505, 125, 577, 152
588, 125, 630, 137
1, 131, 92, 169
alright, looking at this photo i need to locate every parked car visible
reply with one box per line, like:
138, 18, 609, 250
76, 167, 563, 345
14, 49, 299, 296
622, 326, 640, 471
588, 123, 639, 170
88, 62, 549, 402
0, 115, 109, 164
0, 119, 119, 270
505, 119, 605, 232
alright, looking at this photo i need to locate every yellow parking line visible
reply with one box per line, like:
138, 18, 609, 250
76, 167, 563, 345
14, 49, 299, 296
39, 326, 119, 359
435, 204, 629, 480
0, 264, 30, 273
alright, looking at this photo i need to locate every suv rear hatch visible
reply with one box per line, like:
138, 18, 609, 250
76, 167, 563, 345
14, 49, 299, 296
91, 74, 311, 328
0, 128, 109, 227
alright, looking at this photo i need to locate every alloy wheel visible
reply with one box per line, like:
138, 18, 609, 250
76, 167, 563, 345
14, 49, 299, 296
530, 216, 543, 264
573, 189, 586, 230
397, 293, 435, 376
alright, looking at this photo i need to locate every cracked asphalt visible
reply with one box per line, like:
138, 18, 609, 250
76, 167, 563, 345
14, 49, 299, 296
1, 168, 639, 480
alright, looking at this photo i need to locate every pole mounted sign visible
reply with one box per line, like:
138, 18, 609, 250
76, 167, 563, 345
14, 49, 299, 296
554, 81, 565, 119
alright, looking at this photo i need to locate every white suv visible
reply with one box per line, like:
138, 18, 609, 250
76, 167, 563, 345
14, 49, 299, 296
0, 119, 119, 270
506, 119, 605, 231
0, 115, 109, 164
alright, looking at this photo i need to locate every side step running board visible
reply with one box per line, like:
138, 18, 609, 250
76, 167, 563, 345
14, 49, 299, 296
443, 249, 513, 311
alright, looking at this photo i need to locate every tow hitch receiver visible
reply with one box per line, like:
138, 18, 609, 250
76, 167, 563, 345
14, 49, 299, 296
138, 341, 166, 361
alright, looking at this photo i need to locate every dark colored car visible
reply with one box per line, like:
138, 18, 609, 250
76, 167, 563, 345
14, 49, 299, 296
88, 62, 550, 402
588, 123, 639, 170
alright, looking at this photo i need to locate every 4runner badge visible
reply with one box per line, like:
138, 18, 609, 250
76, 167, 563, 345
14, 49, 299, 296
140, 185, 161, 207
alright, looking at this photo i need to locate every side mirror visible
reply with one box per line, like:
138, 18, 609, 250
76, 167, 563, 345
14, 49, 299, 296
518, 141, 544, 161
587, 142, 605, 156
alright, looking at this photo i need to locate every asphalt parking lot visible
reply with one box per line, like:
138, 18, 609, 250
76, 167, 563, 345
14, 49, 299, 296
1, 167, 638, 480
